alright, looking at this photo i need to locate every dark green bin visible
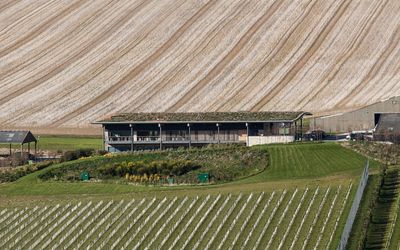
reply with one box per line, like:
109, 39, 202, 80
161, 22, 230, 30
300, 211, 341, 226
80, 171, 90, 181
198, 173, 209, 183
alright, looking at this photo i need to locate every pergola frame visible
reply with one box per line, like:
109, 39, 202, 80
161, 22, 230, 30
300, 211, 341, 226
0, 131, 37, 161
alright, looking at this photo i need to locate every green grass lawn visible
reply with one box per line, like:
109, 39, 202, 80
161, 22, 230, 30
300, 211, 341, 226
240, 143, 379, 183
0, 143, 378, 203
0, 135, 102, 152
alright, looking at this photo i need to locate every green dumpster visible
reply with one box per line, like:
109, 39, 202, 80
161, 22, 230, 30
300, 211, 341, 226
80, 171, 90, 181
198, 173, 209, 183
167, 177, 174, 185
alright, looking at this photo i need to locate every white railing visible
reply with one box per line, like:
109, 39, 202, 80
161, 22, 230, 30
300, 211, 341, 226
266, 189, 298, 249
241, 191, 276, 250
278, 188, 309, 250
108, 136, 134, 142
205, 194, 243, 250
108, 133, 241, 144
301, 187, 331, 250
253, 190, 287, 250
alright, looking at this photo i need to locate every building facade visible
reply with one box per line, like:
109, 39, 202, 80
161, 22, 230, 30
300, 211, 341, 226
94, 112, 309, 152
373, 113, 400, 143
310, 96, 400, 133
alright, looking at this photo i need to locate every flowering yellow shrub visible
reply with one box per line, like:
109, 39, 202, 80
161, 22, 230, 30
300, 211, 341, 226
125, 173, 162, 184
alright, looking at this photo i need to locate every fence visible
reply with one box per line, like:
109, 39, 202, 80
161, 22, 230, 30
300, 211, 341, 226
337, 161, 369, 250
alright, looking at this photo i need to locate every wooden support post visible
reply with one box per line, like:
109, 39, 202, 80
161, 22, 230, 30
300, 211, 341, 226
34, 142, 37, 162
9, 143, 12, 156
246, 123, 249, 146
129, 124, 133, 152
301, 118, 303, 140
217, 123, 220, 145
102, 125, 105, 151
28, 142, 30, 158
159, 123, 162, 151
187, 123, 191, 149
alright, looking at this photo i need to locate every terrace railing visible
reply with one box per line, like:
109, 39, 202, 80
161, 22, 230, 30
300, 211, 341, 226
107, 134, 241, 143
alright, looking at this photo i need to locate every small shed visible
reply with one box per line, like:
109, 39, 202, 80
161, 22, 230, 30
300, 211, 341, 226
0, 131, 37, 159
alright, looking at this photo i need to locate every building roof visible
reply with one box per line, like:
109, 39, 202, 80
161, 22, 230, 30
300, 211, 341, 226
0, 131, 37, 144
95, 111, 310, 124
375, 113, 400, 133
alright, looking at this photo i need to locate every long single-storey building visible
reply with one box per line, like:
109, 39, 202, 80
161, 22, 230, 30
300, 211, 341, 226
310, 96, 400, 133
94, 112, 310, 152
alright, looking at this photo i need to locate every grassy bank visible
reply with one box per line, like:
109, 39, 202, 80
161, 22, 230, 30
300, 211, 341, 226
37, 145, 267, 184
0, 143, 376, 203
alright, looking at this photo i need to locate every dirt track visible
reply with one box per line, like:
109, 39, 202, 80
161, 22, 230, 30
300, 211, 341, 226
0, 0, 399, 129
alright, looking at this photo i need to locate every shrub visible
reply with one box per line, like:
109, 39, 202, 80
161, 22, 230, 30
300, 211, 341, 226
0, 160, 55, 183
97, 150, 108, 156
60, 148, 96, 162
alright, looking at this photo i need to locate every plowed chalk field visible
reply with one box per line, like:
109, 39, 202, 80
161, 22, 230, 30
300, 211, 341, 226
1, 0, 400, 128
